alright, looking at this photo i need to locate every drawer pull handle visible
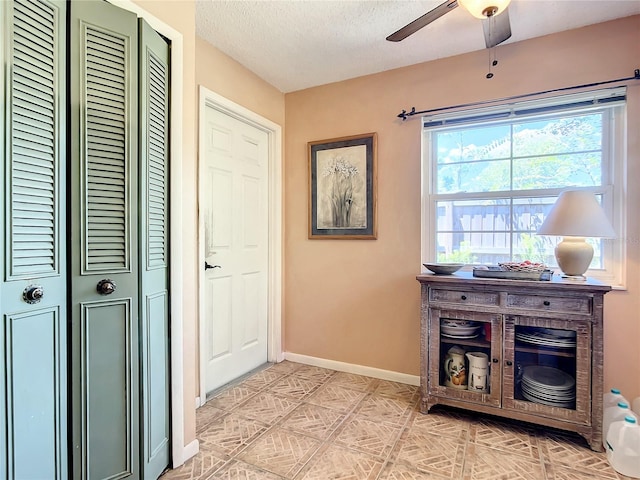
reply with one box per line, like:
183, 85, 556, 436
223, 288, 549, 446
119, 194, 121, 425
543, 300, 551, 306
461, 295, 467, 300
492, 358, 499, 363
506, 360, 513, 366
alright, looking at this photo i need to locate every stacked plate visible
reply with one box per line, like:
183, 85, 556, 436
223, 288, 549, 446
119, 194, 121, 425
516, 328, 576, 349
520, 365, 576, 408
441, 319, 482, 339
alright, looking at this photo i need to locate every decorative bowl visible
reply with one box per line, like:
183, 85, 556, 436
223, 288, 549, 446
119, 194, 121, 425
423, 263, 464, 275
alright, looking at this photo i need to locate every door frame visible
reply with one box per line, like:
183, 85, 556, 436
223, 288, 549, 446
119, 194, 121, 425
198, 86, 283, 403
109, 0, 190, 466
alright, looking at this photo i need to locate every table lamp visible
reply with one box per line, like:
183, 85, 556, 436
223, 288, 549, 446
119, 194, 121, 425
536, 190, 615, 278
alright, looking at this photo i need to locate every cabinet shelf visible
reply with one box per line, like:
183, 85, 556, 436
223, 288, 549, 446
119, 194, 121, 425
440, 337, 490, 348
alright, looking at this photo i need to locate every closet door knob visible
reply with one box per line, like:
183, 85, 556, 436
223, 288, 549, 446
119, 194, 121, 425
23, 285, 44, 304
97, 279, 117, 295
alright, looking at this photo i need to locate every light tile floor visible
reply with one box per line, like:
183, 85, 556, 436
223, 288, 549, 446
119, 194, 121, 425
161, 361, 631, 480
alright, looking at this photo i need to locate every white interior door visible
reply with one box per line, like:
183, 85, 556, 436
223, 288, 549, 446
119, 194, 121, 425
203, 105, 269, 395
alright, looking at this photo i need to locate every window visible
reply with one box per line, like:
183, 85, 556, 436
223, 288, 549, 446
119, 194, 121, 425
422, 88, 626, 286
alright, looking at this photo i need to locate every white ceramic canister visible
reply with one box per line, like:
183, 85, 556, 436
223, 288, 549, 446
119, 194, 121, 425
466, 351, 489, 392
603, 402, 637, 450
606, 415, 640, 479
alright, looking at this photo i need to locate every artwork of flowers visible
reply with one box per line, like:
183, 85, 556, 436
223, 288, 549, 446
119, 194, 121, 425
308, 133, 377, 239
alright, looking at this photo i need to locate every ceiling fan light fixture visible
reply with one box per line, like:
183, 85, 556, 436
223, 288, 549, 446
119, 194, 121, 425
458, 0, 511, 18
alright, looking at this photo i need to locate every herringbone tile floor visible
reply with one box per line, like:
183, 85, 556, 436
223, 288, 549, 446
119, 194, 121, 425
161, 361, 629, 479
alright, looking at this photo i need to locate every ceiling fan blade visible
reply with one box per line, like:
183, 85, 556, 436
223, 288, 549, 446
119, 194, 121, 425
482, 8, 512, 48
386, 0, 458, 42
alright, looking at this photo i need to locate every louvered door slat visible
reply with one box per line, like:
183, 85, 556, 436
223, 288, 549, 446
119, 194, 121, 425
87, 72, 125, 89
12, 72, 55, 100
13, 60, 55, 89
12, 93, 55, 118
14, 0, 54, 32
13, 33, 53, 61
13, 27, 54, 55
13, 162, 53, 178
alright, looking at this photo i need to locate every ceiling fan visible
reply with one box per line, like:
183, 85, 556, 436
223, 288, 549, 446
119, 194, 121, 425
386, 0, 512, 49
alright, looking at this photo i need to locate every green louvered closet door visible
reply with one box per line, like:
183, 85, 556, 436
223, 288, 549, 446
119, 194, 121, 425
0, 0, 68, 478
69, 1, 141, 478
139, 18, 171, 480
69, 1, 171, 479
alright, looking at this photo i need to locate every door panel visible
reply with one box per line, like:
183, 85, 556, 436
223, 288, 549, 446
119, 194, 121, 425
4, 307, 64, 479
204, 106, 269, 394
70, 1, 139, 478
139, 17, 171, 479
0, 0, 67, 477
83, 300, 133, 479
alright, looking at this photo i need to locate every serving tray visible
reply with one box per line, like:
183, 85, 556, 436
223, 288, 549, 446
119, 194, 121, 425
473, 267, 553, 281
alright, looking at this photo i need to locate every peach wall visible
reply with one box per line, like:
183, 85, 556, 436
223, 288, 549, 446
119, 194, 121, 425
284, 16, 640, 399
195, 37, 285, 126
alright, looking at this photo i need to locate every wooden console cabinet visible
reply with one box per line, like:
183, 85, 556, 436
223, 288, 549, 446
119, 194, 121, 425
417, 272, 611, 451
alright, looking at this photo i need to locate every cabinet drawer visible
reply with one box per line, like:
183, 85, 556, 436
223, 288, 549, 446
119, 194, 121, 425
506, 294, 591, 314
430, 289, 499, 306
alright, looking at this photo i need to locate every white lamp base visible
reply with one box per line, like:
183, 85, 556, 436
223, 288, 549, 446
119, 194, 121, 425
555, 236, 593, 277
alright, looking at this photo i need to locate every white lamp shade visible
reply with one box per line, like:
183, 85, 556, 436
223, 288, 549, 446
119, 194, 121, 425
537, 190, 616, 238
458, 0, 511, 18
537, 190, 615, 277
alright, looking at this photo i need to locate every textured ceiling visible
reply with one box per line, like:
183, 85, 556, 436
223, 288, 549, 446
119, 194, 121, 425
195, 0, 640, 93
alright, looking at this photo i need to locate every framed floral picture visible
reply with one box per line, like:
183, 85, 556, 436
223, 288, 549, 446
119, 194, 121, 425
308, 133, 377, 239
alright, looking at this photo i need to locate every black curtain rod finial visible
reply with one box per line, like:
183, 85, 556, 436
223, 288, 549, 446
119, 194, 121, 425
635, 68, 640, 79
397, 107, 417, 121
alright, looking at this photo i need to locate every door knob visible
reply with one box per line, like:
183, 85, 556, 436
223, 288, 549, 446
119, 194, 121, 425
23, 285, 44, 304
97, 279, 117, 295
204, 262, 221, 270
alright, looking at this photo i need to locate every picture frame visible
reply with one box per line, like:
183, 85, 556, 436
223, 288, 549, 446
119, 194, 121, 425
308, 133, 377, 239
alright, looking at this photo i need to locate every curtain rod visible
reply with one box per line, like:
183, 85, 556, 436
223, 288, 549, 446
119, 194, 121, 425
396, 68, 640, 121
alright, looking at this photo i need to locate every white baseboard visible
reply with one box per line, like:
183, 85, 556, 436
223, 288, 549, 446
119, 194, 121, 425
182, 439, 199, 463
283, 352, 420, 386
195, 396, 202, 409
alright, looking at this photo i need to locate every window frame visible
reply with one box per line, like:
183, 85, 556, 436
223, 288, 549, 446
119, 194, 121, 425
421, 89, 627, 288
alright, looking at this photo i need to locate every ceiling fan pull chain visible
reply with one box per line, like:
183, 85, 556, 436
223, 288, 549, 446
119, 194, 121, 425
486, 15, 495, 79
486, 45, 499, 79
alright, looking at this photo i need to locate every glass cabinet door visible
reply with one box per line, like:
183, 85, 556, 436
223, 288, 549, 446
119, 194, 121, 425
428, 309, 502, 407
502, 315, 591, 424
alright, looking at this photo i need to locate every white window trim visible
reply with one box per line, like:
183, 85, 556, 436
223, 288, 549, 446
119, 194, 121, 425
421, 89, 627, 289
